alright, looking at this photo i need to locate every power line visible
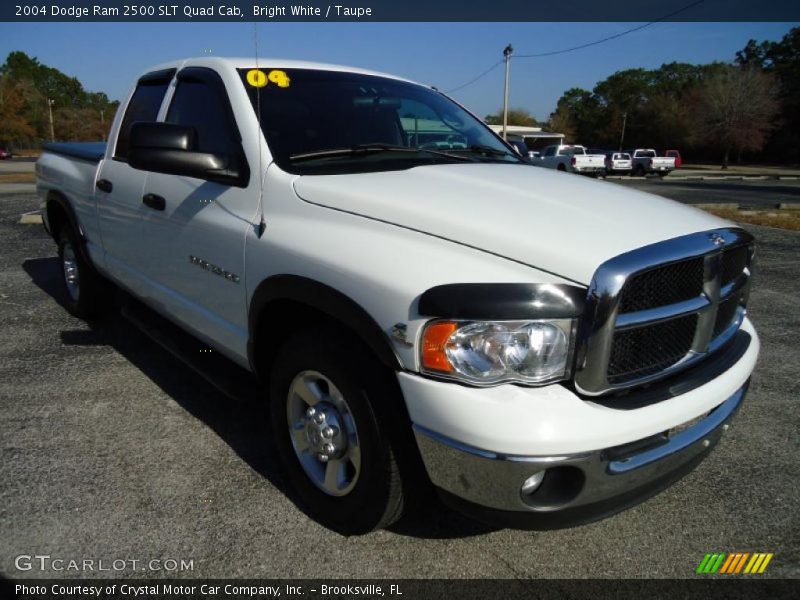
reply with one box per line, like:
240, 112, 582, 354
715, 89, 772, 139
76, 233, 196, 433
515, 0, 705, 59
442, 0, 705, 93
444, 59, 503, 93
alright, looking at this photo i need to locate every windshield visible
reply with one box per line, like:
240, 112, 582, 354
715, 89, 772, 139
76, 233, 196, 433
238, 68, 520, 174
638, 150, 657, 158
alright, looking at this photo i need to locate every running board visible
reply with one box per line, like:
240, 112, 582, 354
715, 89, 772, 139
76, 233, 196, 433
119, 294, 260, 403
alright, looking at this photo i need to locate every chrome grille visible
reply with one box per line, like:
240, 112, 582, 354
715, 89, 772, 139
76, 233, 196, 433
607, 313, 698, 384
720, 245, 749, 286
575, 228, 754, 396
714, 293, 744, 337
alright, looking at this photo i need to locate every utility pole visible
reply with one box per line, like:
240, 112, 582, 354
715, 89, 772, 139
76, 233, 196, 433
502, 44, 513, 140
618, 111, 627, 151
47, 98, 55, 141
100, 109, 106, 141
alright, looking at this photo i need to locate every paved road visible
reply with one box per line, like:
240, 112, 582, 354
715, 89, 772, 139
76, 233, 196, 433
609, 177, 800, 208
0, 192, 798, 579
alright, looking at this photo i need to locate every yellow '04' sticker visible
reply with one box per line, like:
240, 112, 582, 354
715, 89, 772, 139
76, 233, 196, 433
246, 69, 291, 88
246, 69, 268, 88
268, 70, 291, 88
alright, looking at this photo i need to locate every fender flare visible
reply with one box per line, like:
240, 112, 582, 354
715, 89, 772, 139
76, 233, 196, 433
46, 190, 85, 240
247, 274, 402, 373
45, 191, 98, 272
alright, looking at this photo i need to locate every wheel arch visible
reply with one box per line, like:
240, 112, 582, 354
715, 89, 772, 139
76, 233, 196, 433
248, 275, 403, 379
45, 191, 98, 273
46, 190, 84, 242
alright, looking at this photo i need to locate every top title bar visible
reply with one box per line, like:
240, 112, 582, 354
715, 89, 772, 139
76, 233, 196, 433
4, 0, 800, 22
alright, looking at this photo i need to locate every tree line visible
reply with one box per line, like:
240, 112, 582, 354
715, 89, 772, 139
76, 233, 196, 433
0, 51, 119, 147
2, 27, 797, 165
486, 27, 798, 167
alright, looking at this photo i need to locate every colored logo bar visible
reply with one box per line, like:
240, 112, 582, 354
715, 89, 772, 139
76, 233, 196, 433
696, 552, 774, 574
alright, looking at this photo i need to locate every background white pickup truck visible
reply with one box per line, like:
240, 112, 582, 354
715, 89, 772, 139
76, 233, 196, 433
626, 148, 676, 177
589, 149, 633, 175
532, 144, 607, 175
36, 57, 759, 534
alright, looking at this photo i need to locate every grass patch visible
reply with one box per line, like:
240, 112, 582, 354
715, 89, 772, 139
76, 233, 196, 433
8, 150, 41, 158
0, 173, 36, 184
700, 206, 800, 231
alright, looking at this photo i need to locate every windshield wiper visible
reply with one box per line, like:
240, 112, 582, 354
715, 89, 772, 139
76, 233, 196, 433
446, 144, 518, 159
289, 144, 471, 163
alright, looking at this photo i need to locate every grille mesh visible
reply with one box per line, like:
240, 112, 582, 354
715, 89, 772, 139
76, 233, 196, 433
714, 295, 742, 336
618, 257, 705, 314
721, 245, 749, 286
607, 314, 698, 384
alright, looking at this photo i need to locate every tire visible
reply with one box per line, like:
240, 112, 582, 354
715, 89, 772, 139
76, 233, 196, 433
557, 164, 566, 172
57, 227, 111, 318
269, 327, 409, 535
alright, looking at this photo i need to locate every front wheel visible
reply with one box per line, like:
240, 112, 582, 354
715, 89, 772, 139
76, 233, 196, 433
269, 328, 409, 534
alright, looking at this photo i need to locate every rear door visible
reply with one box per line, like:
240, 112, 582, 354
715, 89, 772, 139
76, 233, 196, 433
139, 66, 259, 362
96, 69, 175, 288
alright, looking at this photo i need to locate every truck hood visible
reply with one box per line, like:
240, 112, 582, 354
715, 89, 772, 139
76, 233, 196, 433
293, 163, 727, 285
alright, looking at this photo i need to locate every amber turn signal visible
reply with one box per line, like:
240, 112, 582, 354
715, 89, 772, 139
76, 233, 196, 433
421, 321, 458, 372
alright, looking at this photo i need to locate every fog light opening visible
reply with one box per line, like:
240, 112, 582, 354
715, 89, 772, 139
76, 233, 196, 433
520, 466, 586, 509
520, 470, 546, 496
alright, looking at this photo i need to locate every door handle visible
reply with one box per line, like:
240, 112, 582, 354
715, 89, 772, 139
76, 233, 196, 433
142, 193, 166, 211
96, 179, 113, 193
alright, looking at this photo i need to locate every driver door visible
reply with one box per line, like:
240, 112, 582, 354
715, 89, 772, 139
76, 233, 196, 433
138, 67, 259, 363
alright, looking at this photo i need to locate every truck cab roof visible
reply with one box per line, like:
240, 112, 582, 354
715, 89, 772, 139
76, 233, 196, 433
138, 56, 418, 86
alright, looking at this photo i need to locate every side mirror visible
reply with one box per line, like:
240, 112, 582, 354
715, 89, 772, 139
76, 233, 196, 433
128, 122, 246, 187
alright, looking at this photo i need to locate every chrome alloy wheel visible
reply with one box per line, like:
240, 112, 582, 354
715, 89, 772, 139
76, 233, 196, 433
61, 242, 80, 301
286, 370, 361, 496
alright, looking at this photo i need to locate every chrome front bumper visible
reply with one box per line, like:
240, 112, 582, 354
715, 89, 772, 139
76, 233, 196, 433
414, 382, 748, 526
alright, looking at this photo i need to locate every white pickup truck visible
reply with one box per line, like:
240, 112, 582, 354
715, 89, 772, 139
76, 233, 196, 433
533, 144, 607, 175
36, 58, 759, 534
626, 148, 676, 177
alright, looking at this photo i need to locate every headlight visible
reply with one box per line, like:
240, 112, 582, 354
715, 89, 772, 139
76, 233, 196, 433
420, 319, 576, 385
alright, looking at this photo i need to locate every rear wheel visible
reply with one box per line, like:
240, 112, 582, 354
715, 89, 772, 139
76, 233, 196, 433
557, 164, 566, 172
268, 328, 409, 534
57, 227, 111, 318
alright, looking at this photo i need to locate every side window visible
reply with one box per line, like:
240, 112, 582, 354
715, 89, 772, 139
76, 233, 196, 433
544, 146, 555, 157
115, 71, 173, 160
166, 79, 239, 155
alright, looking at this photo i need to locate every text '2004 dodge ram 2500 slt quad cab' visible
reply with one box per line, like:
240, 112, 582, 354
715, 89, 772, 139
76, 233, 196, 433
37, 58, 759, 534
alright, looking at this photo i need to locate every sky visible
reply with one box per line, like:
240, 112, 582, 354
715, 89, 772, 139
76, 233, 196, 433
0, 21, 796, 121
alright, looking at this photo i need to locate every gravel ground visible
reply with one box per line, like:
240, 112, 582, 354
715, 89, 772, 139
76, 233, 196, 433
0, 190, 798, 579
